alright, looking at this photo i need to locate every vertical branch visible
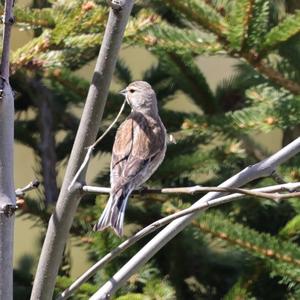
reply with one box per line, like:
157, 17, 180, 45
0, 0, 14, 80
30, 1, 134, 300
0, 84, 15, 300
37, 96, 59, 204
0, 0, 15, 299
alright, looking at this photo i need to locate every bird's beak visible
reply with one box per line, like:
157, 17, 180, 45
119, 88, 127, 96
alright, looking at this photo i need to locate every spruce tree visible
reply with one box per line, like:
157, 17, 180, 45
5, 0, 300, 298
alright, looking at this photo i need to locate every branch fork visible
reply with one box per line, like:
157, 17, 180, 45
57, 181, 300, 300
88, 138, 300, 299
68, 99, 126, 192
31, 2, 134, 299
0, 204, 17, 217
1, 14, 14, 25
107, 0, 126, 10
15, 179, 40, 197
0, 180, 40, 216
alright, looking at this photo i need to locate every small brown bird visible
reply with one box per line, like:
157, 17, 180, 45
94, 81, 167, 236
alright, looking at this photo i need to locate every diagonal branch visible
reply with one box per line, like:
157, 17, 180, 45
90, 137, 300, 299
245, 53, 300, 95
30, 1, 134, 300
15, 179, 40, 197
57, 181, 300, 300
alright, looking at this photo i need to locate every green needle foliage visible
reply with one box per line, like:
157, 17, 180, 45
261, 9, 300, 52
8, 0, 300, 299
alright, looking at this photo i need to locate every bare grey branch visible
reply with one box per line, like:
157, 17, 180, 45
15, 179, 40, 197
59, 181, 300, 300
30, 2, 134, 300
90, 137, 300, 299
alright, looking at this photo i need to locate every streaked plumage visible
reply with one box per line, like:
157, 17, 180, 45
94, 81, 167, 236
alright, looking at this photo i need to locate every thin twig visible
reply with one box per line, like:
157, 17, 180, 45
0, 180, 40, 215
58, 181, 300, 300
82, 183, 300, 201
90, 138, 300, 300
15, 180, 40, 197
91, 99, 127, 149
68, 99, 126, 192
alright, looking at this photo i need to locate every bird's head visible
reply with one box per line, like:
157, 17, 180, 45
120, 81, 158, 115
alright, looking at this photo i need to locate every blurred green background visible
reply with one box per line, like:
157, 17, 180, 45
9, 0, 300, 299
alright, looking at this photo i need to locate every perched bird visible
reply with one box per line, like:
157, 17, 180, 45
94, 81, 167, 236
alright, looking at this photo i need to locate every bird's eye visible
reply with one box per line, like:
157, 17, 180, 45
129, 89, 135, 93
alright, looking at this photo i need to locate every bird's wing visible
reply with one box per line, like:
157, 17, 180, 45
110, 111, 165, 191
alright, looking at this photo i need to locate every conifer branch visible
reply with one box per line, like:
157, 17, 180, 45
15, 7, 55, 28
161, 1, 300, 95
163, 0, 228, 38
195, 223, 300, 269
30, 2, 134, 300
141, 22, 222, 56
90, 137, 300, 299
260, 10, 300, 53
227, 0, 252, 51
0, 5, 55, 28
58, 181, 300, 299
193, 214, 300, 281
248, 57, 300, 95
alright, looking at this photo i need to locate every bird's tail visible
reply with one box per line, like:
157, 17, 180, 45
93, 189, 130, 236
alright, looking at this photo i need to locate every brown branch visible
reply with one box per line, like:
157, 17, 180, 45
193, 221, 300, 272
246, 55, 300, 95
82, 182, 300, 202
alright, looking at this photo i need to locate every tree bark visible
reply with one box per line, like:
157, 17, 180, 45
0, 83, 15, 300
0, 0, 15, 298
30, 1, 134, 299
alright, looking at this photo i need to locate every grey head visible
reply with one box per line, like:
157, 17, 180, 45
120, 81, 158, 115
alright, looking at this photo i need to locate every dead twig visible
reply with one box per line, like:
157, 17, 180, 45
68, 99, 126, 192
58, 181, 300, 300
82, 182, 300, 202
15, 179, 40, 197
